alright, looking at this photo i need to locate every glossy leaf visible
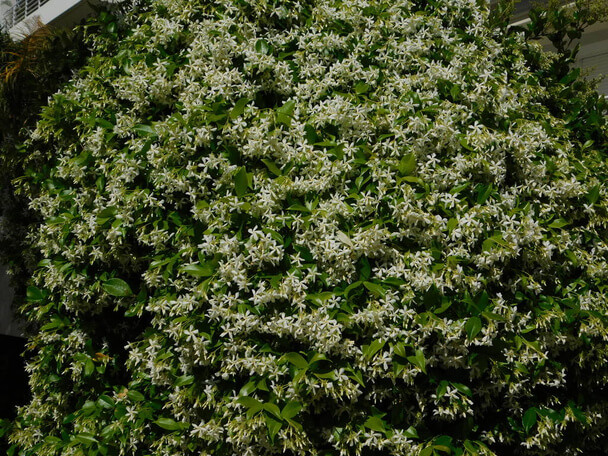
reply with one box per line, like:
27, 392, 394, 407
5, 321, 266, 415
180, 263, 214, 277
127, 390, 145, 402
465, 316, 482, 340
264, 414, 282, 443
282, 352, 309, 369
234, 166, 250, 197
522, 408, 537, 433
102, 278, 132, 297
276, 100, 296, 127
407, 349, 426, 374
281, 401, 302, 419
364, 416, 386, 433
398, 153, 416, 175
230, 97, 249, 119
155, 418, 182, 431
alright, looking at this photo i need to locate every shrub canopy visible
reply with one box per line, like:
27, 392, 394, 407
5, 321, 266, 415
8, 0, 608, 455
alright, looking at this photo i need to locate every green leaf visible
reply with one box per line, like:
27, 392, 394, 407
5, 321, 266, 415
74, 433, 98, 445
407, 349, 426, 374
452, 382, 472, 397
344, 280, 363, 297
465, 316, 482, 340
97, 206, 117, 225
81, 400, 97, 415
404, 426, 419, 439
100, 423, 116, 440
84, 359, 95, 376
420, 447, 434, 456
329, 144, 345, 160
234, 166, 250, 197
262, 159, 282, 177
255, 38, 271, 54
175, 375, 194, 387
288, 203, 310, 213
459, 137, 474, 151
102, 278, 133, 297
281, 401, 302, 419
433, 297, 452, 315
127, 390, 144, 402
134, 124, 157, 137
392, 342, 407, 359
26, 286, 44, 302
308, 352, 328, 365
586, 185, 600, 204
482, 234, 504, 252
154, 417, 182, 431
239, 380, 257, 396
237, 396, 264, 415
398, 153, 416, 176
568, 402, 588, 424
40, 317, 65, 332
264, 413, 282, 443
548, 218, 569, 229
44, 436, 62, 445
522, 408, 537, 433
95, 117, 114, 129
358, 257, 371, 280
447, 218, 458, 233
363, 339, 385, 359
285, 417, 303, 431
364, 416, 386, 433
304, 124, 318, 143
354, 82, 370, 94
559, 67, 580, 84
481, 311, 507, 322
293, 368, 307, 383
477, 184, 493, 204
463, 440, 479, 454
336, 230, 353, 247
229, 97, 249, 119
363, 281, 385, 297
276, 100, 296, 127
436, 380, 449, 400
402, 175, 424, 185
282, 352, 309, 369
314, 140, 337, 148
450, 181, 470, 194
180, 263, 214, 277
314, 370, 337, 380
97, 395, 115, 409
98, 206, 118, 219
263, 403, 283, 420
346, 368, 365, 387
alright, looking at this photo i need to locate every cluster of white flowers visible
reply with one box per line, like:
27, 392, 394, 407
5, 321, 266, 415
10, 0, 608, 454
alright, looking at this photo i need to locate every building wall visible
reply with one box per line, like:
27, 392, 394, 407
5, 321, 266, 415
2, 0, 95, 37
576, 21, 608, 94
0, 265, 19, 337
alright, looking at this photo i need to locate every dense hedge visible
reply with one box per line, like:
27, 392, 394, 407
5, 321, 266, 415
7, 0, 608, 455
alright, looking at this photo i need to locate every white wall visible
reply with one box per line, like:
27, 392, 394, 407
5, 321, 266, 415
576, 21, 608, 94
8, 0, 89, 37
0, 0, 13, 28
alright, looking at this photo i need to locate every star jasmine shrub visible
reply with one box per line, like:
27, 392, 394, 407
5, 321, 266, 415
7, 0, 608, 454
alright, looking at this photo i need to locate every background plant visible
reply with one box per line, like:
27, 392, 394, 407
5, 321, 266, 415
0, 20, 92, 336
